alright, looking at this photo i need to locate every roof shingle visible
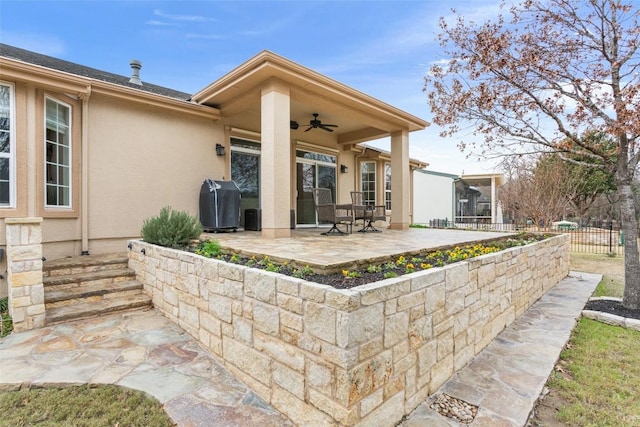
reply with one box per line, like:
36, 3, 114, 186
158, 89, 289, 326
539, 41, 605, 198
0, 43, 192, 101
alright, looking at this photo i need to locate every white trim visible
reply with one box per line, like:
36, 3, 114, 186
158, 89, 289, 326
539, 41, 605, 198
296, 140, 339, 154
0, 81, 16, 208
229, 127, 261, 140
44, 95, 73, 209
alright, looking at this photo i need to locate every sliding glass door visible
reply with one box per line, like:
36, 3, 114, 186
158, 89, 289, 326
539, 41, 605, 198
296, 150, 336, 226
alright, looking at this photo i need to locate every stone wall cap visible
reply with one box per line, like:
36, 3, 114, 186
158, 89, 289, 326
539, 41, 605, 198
4, 217, 44, 224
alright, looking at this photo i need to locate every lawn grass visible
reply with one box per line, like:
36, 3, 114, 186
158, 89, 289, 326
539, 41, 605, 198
547, 318, 640, 427
569, 252, 625, 297
0, 385, 175, 426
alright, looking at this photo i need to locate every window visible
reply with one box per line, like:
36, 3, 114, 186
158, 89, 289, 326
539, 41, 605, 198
384, 163, 391, 210
0, 82, 15, 207
361, 161, 376, 205
45, 97, 72, 208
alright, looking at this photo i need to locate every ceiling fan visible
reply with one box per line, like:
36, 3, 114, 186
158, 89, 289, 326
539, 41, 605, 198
304, 113, 338, 132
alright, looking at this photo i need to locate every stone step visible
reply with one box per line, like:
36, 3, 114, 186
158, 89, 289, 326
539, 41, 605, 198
43, 268, 136, 290
45, 294, 153, 326
43, 253, 129, 278
45, 280, 145, 306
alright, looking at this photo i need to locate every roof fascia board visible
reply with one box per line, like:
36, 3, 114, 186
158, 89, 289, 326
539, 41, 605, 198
1, 57, 220, 120
192, 51, 429, 131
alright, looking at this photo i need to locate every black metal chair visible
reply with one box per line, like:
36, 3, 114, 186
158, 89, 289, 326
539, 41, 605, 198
312, 188, 353, 235
350, 191, 386, 232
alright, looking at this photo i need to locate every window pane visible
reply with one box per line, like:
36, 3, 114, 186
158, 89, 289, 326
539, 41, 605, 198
0, 182, 9, 205
360, 161, 376, 205
59, 165, 70, 186
45, 98, 72, 207
0, 86, 9, 132
46, 184, 57, 205
0, 84, 12, 207
58, 145, 69, 165
0, 130, 9, 153
59, 187, 69, 206
0, 157, 8, 181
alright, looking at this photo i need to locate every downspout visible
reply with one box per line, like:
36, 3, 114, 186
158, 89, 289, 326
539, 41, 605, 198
80, 86, 91, 255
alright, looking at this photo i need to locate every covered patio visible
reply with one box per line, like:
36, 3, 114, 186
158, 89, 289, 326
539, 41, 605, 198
191, 51, 429, 238
204, 227, 515, 273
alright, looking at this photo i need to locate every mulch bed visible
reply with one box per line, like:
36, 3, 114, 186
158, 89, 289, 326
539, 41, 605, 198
584, 299, 640, 321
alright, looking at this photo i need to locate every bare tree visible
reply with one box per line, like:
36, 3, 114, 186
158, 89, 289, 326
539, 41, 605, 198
499, 155, 576, 226
425, 0, 640, 309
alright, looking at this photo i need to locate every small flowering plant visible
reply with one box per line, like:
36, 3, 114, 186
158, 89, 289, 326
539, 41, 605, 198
190, 233, 550, 289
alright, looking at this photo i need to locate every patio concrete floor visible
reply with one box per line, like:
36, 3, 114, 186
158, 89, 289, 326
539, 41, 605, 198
203, 227, 515, 272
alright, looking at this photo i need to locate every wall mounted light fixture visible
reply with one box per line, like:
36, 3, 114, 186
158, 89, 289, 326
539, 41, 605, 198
340, 164, 348, 173
215, 144, 225, 156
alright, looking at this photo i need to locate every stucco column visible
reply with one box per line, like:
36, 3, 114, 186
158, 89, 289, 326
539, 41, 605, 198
389, 129, 410, 230
5, 217, 45, 332
260, 79, 291, 238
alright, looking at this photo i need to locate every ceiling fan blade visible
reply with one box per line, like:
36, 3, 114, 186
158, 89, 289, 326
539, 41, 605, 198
323, 124, 338, 127
304, 126, 313, 132
319, 125, 334, 132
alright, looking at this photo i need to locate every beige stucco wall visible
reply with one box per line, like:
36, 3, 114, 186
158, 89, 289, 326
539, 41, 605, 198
0, 85, 224, 266
85, 95, 224, 250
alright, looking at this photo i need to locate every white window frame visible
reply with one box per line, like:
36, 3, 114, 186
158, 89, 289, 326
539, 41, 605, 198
384, 162, 391, 211
360, 161, 376, 205
44, 96, 72, 209
0, 81, 16, 208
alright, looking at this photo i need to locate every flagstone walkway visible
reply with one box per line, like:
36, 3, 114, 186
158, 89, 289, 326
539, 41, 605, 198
0, 271, 601, 426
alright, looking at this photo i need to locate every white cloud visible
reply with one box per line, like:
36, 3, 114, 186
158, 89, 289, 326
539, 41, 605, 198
153, 9, 216, 23
145, 20, 179, 27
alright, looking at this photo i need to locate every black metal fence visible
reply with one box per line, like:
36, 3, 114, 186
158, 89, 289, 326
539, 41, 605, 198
426, 220, 625, 255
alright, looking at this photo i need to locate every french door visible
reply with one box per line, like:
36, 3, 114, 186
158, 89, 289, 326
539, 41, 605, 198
295, 150, 337, 226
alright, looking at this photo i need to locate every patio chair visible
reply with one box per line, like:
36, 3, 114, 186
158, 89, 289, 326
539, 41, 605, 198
351, 191, 386, 232
312, 188, 353, 235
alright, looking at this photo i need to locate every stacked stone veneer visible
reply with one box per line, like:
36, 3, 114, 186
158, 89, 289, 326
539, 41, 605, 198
5, 217, 45, 332
128, 234, 570, 426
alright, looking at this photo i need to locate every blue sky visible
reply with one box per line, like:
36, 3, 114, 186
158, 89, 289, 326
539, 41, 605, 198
0, 0, 504, 174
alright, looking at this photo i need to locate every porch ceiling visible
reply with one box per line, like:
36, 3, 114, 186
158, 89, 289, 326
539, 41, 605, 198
191, 51, 429, 146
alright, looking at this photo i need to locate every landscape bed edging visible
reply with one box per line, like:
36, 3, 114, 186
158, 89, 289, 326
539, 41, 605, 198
128, 233, 570, 426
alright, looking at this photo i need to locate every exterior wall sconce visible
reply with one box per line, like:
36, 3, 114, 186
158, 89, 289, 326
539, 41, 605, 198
340, 164, 348, 173
216, 144, 226, 156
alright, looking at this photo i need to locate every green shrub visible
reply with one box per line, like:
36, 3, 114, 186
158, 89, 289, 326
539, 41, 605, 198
0, 297, 12, 338
140, 206, 202, 248
195, 240, 222, 258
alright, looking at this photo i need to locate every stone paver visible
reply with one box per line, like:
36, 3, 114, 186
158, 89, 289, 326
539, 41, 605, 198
0, 308, 293, 427
0, 271, 601, 426
206, 228, 514, 271
400, 271, 601, 427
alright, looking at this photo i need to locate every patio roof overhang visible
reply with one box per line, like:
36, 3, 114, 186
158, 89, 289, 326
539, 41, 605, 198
191, 50, 429, 145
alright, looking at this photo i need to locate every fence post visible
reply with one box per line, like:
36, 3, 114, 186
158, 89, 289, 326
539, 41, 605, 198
609, 221, 613, 253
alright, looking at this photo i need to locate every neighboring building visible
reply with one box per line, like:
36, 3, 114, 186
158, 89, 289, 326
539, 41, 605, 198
0, 43, 429, 293
455, 174, 504, 224
412, 169, 458, 225
413, 170, 504, 225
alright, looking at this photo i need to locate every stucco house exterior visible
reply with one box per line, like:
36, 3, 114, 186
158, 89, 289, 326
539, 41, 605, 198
0, 43, 428, 294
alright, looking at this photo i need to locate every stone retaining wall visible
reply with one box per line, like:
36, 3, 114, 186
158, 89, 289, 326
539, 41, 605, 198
128, 234, 570, 426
